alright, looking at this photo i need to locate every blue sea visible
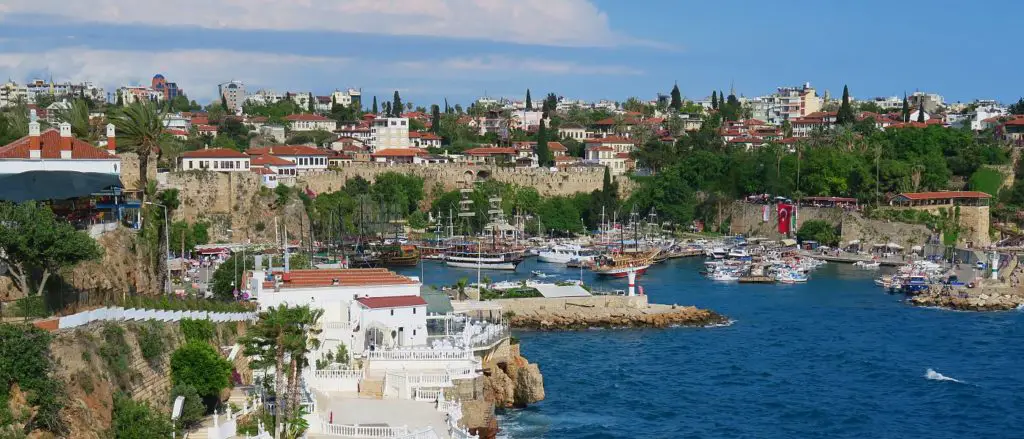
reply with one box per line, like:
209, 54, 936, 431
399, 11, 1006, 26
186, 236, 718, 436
399, 258, 1024, 439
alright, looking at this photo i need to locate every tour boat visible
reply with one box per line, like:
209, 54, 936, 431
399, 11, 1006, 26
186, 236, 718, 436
710, 271, 739, 281
727, 248, 750, 259
537, 244, 596, 264
444, 249, 522, 270
591, 251, 656, 277
380, 245, 421, 267
854, 260, 881, 269
706, 247, 729, 259
777, 270, 809, 284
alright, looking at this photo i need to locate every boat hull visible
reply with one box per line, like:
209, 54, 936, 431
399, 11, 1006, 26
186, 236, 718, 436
445, 260, 519, 270
593, 265, 650, 277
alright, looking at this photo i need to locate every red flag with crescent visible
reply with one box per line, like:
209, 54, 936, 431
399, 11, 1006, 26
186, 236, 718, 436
777, 203, 793, 234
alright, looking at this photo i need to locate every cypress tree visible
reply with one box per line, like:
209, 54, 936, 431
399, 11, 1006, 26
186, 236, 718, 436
308, 93, 315, 113
711, 91, 718, 110
444, 98, 450, 114
917, 103, 926, 123
837, 85, 854, 125
372, 96, 378, 114
901, 93, 910, 123
221, 95, 229, 112
392, 91, 402, 117
719, 90, 725, 109
525, 89, 533, 110
383, 102, 391, 117
430, 104, 440, 133
115, 90, 123, 106
670, 83, 682, 111
535, 120, 552, 167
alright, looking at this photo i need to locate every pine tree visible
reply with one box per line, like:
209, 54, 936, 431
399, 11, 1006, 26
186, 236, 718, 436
372, 96, 378, 114
836, 85, 854, 125
670, 83, 682, 111
543, 93, 558, 115
711, 91, 718, 110
430, 104, 440, 133
221, 95, 229, 112
308, 93, 315, 113
115, 90, 124, 106
917, 103, 926, 123
383, 102, 391, 117
525, 89, 533, 110
719, 90, 725, 109
391, 91, 402, 117
902, 93, 911, 123
535, 120, 552, 167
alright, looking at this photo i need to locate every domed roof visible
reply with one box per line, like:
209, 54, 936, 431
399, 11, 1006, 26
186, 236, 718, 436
153, 74, 165, 80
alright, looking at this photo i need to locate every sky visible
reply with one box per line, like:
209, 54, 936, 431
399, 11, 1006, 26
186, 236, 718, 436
0, 0, 1020, 107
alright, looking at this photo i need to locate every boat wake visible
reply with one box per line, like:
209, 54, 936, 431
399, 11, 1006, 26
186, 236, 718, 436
925, 368, 963, 383
702, 319, 736, 328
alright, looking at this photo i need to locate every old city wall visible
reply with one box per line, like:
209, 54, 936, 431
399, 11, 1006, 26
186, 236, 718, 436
728, 201, 938, 248
117, 152, 157, 192
297, 163, 635, 200
873, 205, 991, 247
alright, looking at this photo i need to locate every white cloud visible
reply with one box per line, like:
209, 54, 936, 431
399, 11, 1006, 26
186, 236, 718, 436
0, 48, 642, 101
0, 0, 631, 47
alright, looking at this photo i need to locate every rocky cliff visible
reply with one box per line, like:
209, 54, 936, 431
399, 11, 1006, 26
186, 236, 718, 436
67, 227, 161, 297
498, 295, 728, 330
482, 343, 545, 409
44, 320, 246, 438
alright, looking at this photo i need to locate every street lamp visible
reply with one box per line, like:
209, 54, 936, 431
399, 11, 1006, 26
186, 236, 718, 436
144, 202, 171, 295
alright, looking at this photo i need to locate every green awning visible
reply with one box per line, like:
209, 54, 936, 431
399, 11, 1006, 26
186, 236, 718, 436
0, 171, 123, 202
421, 289, 454, 314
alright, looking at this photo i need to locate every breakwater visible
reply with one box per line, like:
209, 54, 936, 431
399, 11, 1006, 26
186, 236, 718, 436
497, 295, 728, 330
909, 286, 1024, 311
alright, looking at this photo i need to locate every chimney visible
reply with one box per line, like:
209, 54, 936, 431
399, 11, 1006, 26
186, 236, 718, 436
106, 123, 116, 153
59, 122, 72, 159
28, 121, 41, 159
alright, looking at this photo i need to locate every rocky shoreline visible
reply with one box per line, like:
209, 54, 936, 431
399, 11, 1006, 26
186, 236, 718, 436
909, 291, 1024, 312
508, 303, 729, 330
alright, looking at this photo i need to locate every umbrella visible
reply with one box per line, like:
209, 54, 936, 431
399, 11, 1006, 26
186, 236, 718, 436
886, 243, 904, 250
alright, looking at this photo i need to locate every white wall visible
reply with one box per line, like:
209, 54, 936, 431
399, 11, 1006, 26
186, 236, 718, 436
0, 159, 120, 174
253, 281, 421, 323
181, 157, 251, 172
356, 305, 428, 347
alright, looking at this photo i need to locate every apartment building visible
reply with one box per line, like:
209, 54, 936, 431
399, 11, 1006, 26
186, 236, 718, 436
218, 80, 246, 112
749, 83, 822, 125
370, 117, 412, 151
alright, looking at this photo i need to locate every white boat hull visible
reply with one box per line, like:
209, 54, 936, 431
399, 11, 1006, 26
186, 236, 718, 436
445, 260, 518, 270
538, 253, 594, 264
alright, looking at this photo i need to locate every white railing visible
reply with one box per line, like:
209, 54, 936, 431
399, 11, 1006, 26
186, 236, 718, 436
396, 428, 440, 439
450, 425, 477, 439
406, 373, 453, 388
445, 360, 482, 380
413, 388, 442, 402
54, 307, 256, 329
313, 368, 365, 380
321, 423, 410, 437
365, 349, 473, 361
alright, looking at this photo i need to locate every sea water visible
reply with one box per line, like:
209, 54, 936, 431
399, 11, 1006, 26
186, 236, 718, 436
400, 258, 1024, 438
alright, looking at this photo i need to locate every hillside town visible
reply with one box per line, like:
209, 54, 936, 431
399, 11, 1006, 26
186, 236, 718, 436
2, 67, 1024, 439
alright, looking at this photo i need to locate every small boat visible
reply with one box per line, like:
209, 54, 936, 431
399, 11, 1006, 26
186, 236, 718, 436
531, 270, 552, 278
727, 248, 749, 259
710, 271, 739, 281
444, 248, 523, 270
538, 244, 595, 264
777, 270, 809, 283
854, 260, 881, 269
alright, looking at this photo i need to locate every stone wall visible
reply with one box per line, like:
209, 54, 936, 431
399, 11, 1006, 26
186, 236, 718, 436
117, 152, 157, 191
494, 295, 649, 315
298, 163, 634, 199
874, 205, 990, 247
728, 202, 845, 239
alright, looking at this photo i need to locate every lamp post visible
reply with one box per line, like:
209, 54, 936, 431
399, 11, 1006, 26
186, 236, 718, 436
145, 202, 171, 295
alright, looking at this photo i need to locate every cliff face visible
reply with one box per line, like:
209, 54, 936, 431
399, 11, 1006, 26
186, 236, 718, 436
43, 321, 245, 439
68, 227, 161, 297
483, 344, 545, 409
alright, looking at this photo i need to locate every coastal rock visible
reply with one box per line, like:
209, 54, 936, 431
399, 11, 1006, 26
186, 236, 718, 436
483, 344, 545, 409
909, 288, 1024, 312
509, 304, 728, 330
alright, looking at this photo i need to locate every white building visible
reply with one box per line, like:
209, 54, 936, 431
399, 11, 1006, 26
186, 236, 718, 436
370, 117, 412, 151
259, 125, 287, 143
246, 89, 284, 106
120, 85, 164, 105
246, 146, 329, 173
331, 88, 362, 108
971, 104, 1008, 131
218, 80, 246, 112
354, 296, 429, 348
749, 83, 822, 125
585, 145, 629, 175
0, 121, 120, 175
558, 124, 589, 141
284, 114, 337, 132
179, 147, 251, 172
250, 153, 297, 176
162, 113, 191, 130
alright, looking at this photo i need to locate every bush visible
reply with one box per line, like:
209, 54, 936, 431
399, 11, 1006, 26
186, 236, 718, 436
11, 295, 47, 318
796, 220, 840, 246
969, 167, 1004, 197
99, 323, 133, 390
0, 324, 65, 434
112, 393, 174, 439
169, 384, 206, 428
180, 319, 215, 343
170, 342, 232, 400
137, 322, 165, 366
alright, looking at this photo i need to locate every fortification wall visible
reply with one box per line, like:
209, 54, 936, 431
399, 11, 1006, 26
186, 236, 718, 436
297, 163, 633, 198
728, 202, 845, 238
117, 152, 157, 191
875, 205, 990, 247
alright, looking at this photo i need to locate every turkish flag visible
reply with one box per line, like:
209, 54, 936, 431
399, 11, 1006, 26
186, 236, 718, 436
777, 203, 793, 234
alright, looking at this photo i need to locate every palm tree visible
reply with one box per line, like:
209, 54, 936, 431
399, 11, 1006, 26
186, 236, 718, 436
284, 306, 323, 420
456, 277, 469, 300
56, 99, 93, 140
110, 101, 167, 202
241, 305, 292, 438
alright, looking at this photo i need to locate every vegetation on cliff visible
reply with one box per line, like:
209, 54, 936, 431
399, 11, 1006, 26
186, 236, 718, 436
0, 324, 65, 436
170, 342, 233, 405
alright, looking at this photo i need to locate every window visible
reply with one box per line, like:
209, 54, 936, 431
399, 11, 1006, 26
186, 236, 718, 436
188, 161, 193, 170
390, 309, 394, 316
245, 161, 249, 169
413, 308, 416, 314
413, 329, 416, 336
213, 161, 218, 169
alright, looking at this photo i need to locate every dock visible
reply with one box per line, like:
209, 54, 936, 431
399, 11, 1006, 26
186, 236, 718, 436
739, 276, 776, 284
797, 251, 904, 267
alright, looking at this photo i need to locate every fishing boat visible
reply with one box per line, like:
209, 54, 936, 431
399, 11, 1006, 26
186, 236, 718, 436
710, 271, 739, 281
591, 251, 657, 277
531, 270, 552, 278
854, 260, 881, 269
537, 244, 595, 264
777, 270, 809, 283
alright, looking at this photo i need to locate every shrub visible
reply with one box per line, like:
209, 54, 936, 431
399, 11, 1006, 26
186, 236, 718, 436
111, 393, 174, 439
11, 296, 47, 318
969, 167, 1005, 197
796, 220, 840, 246
180, 319, 215, 343
137, 322, 165, 366
99, 324, 132, 390
169, 384, 206, 428
0, 324, 65, 434
170, 342, 232, 400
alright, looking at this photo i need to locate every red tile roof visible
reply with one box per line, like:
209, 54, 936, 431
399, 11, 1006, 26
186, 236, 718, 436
0, 129, 115, 160
181, 148, 249, 159
356, 295, 427, 309
547, 141, 567, 152
251, 154, 295, 166
248, 145, 328, 156
464, 147, 516, 156
191, 116, 209, 125
250, 167, 276, 175
285, 113, 332, 122
895, 191, 991, 201
584, 136, 634, 144
274, 268, 417, 288
372, 148, 424, 157
587, 146, 615, 152
419, 132, 442, 140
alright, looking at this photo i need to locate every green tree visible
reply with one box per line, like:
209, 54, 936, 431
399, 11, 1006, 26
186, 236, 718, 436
111, 101, 168, 202
111, 393, 174, 439
170, 341, 232, 401
430, 104, 440, 133
917, 103, 926, 123
796, 219, 840, 246
1009, 98, 1024, 115
781, 119, 793, 137
283, 306, 322, 418
221, 95, 229, 112
535, 120, 553, 167
543, 93, 558, 115
836, 85, 855, 125
391, 91, 402, 117
711, 91, 718, 110
525, 89, 533, 110
0, 324, 64, 433
55, 99, 94, 140
0, 202, 102, 299
308, 93, 315, 113
901, 93, 911, 122
170, 384, 206, 428
670, 83, 682, 111
371, 96, 378, 114
241, 305, 294, 435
